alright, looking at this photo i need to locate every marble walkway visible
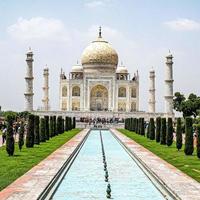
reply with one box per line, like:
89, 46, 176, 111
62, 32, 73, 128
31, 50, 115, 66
111, 128, 200, 200
0, 129, 89, 200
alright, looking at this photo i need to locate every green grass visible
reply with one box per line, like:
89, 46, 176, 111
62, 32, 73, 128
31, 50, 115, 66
118, 129, 200, 183
0, 129, 81, 191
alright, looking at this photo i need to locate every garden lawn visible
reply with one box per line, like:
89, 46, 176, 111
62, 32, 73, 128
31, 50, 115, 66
0, 129, 81, 191
118, 129, 200, 183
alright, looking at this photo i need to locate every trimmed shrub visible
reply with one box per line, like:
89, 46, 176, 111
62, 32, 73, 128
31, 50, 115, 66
65, 116, 69, 131
18, 121, 24, 151
140, 118, 145, 136
53, 116, 57, 135
196, 125, 200, 159
149, 118, 155, 140
176, 117, 182, 151
44, 116, 49, 140
40, 118, 46, 142
160, 118, 166, 145
166, 118, 173, 146
184, 117, 194, 155
62, 118, 65, 133
146, 123, 150, 138
6, 115, 15, 156
73, 117, 76, 129
68, 117, 72, 131
26, 114, 35, 148
57, 116, 62, 134
156, 117, 161, 143
34, 115, 40, 145
50, 116, 54, 137
133, 118, 137, 132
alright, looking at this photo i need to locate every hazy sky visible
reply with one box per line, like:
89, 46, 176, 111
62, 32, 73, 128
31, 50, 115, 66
0, 0, 199, 112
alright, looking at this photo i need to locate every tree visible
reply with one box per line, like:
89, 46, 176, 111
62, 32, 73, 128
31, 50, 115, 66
160, 118, 166, 145
72, 117, 76, 129
18, 121, 24, 151
176, 118, 182, 151
62, 118, 65, 133
173, 92, 185, 112
146, 123, 150, 138
140, 118, 145, 136
184, 117, 194, 155
196, 125, 200, 158
68, 117, 72, 130
166, 118, 173, 146
34, 115, 40, 145
26, 114, 35, 148
53, 116, 57, 135
40, 118, 46, 142
6, 115, 15, 156
156, 117, 161, 143
50, 116, 54, 137
57, 116, 62, 134
44, 116, 49, 140
149, 118, 155, 140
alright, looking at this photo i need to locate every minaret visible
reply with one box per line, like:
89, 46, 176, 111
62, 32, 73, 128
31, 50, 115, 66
42, 67, 49, 111
164, 52, 174, 114
148, 69, 156, 113
24, 48, 34, 111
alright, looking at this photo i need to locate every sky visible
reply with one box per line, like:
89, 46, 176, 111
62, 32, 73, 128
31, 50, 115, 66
0, 0, 200, 112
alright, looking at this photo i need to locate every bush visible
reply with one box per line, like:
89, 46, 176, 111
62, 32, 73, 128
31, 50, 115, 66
6, 115, 15, 156
156, 117, 161, 143
140, 118, 145, 136
176, 118, 182, 151
53, 116, 57, 136
166, 118, 173, 146
184, 117, 194, 155
57, 116, 62, 134
68, 117, 72, 130
65, 117, 69, 131
146, 123, 150, 138
18, 121, 24, 151
160, 118, 166, 145
44, 116, 49, 140
34, 115, 40, 145
26, 114, 35, 148
40, 118, 46, 142
149, 118, 155, 140
62, 118, 65, 133
50, 116, 54, 137
73, 117, 76, 129
196, 125, 200, 159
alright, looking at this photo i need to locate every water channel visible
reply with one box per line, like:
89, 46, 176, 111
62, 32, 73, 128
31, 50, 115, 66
47, 130, 173, 199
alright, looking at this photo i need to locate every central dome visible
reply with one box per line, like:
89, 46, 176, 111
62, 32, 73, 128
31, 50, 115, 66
81, 28, 118, 67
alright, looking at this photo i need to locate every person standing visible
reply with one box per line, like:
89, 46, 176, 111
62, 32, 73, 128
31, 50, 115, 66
2, 126, 7, 145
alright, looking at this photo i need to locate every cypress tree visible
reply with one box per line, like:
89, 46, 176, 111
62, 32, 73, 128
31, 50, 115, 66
135, 118, 138, 134
34, 115, 40, 145
133, 118, 136, 132
149, 118, 155, 140
57, 116, 62, 134
160, 118, 166, 145
65, 116, 69, 131
68, 117, 72, 130
138, 118, 141, 134
176, 117, 182, 151
184, 117, 194, 155
18, 121, 24, 151
44, 116, 49, 140
40, 118, 46, 142
130, 118, 133, 131
166, 118, 173, 146
146, 123, 150, 138
196, 125, 200, 159
6, 115, 15, 156
156, 117, 161, 143
73, 117, 76, 129
26, 114, 35, 148
62, 118, 65, 133
50, 116, 54, 137
140, 118, 145, 136
53, 116, 57, 135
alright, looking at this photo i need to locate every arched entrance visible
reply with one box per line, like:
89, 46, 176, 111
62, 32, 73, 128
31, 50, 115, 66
90, 85, 108, 111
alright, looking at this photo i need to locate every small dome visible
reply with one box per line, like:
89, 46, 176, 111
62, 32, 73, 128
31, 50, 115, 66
71, 64, 83, 72
116, 66, 128, 73
81, 28, 118, 67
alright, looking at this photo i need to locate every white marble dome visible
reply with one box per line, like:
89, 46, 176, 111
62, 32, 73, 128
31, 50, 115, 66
71, 64, 83, 72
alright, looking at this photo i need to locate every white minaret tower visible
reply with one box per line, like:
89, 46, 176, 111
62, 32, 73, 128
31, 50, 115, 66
42, 67, 49, 111
148, 69, 156, 113
24, 48, 34, 111
164, 52, 174, 114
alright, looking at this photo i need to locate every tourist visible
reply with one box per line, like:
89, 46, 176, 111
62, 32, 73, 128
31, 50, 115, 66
2, 125, 7, 145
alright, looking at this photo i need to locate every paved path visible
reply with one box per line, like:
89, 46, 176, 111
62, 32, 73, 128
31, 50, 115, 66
111, 128, 200, 200
0, 129, 89, 200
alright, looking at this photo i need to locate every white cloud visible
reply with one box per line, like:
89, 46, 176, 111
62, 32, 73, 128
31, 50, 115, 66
164, 18, 200, 31
7, 17, 69, 41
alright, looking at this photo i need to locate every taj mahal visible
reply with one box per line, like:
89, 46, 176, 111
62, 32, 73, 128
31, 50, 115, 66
25, 27, 174, 119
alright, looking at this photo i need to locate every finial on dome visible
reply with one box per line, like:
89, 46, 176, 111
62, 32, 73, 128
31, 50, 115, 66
98, 26, 102, 38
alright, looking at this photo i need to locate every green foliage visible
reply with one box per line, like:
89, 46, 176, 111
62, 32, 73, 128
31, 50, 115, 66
166, 118, 173, 146
57, 116, 63, 134
26, 114, 35, 148
73, 117, 76, 129
39, 118, 46, 142
160, 118, 166, 145
68, 117, 72, 131
196, 125, 200, 159
18, 122, 24, 151
44, 116, 49, 140
149, 118, 155, 140
140, 118, 145, 136
173, 92, 185, 112
176, 118, 182, 151
34, 116, 40, 145
6, 115, 15, 156
49, 116, 54, 138
156, 117, 161, 143
184, 117, 194, 155
3, 111, 18, 120
62, 118, 65, 133
53, 116, 57, 136
146, 123, 150, 138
